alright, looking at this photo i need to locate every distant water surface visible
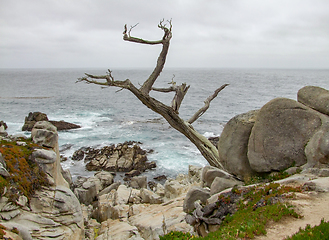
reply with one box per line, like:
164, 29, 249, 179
1, 68, 328, 180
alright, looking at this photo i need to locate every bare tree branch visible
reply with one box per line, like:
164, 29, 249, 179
152, 86, 177, 93
188, 84, 229, 124
152, 82, 190, 113
128, 23, 139, 37
123, 22, 163, 45
123, 20, 173, 94
78, 20, 228, 170
77, 70, 132, 90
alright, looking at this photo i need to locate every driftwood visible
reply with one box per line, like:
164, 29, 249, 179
78, 20, 228, 169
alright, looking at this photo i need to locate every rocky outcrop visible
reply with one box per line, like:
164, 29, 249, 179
49, 120, 81, 131
0, 121, 84, 239
73, 142, 156, 176
0, 121, 8, 137
298, 86, 329, 116
218, 86, 329, 177
248, 98, 324, 172
73, 172, 114, 205
22, 111, 80, 131
304, 124, 329, 168
201, 166, 241, 188
217, 110, 258, 180
22, 112, 48, 131
77, 166, 203, 240
185, 169, 329, 237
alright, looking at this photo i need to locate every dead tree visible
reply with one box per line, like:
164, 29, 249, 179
78, 20, 228, 169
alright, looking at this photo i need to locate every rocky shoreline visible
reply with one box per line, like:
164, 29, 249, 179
0, 85, 329, 239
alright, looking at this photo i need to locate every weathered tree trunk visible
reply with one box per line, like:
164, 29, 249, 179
78, 20, 228, 169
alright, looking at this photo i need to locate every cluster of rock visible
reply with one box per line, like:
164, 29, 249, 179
22, 112, 81, 131
1, 85, 329, 239
72, 142, 156, 178
71, 166, 203, 240
218, 86, 329, 180
0, 121, 84, 239
183, 165, 329, 237
0, 120, 200, 240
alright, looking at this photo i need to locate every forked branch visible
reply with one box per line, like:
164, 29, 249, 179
78, 20, 229, 170
123, 20, 173, 94
152, 82, 190, 113
188, 84, 229, 124
77, 70, 132, 89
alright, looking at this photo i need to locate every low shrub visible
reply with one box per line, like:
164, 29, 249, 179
161, 183, 302, 239
0, 139, 49, 201
285, 219, 329, 240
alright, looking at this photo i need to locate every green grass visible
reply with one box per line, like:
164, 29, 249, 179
285, 219, 329, 240
244, 168, 301, 185
160, 183, 302, 240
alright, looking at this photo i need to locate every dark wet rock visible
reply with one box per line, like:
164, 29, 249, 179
154, 175, 167, 181
0, 121, 8, 130
49, 120, 80, 131
73, 143, 156, 176
22, 112, 80, 131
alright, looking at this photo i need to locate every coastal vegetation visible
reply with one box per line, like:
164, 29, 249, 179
0, 120, 328, 239
161, 182, 302, 239
0, 138, 48, 201
286, 219, 329, 240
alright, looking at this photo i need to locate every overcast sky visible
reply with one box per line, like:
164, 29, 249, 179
1, 0, 328, 69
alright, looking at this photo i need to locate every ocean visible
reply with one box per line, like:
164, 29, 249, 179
1, 68, 328, 180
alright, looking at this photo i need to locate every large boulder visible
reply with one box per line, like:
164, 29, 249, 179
298, 86, 329, 116
22, 112, 80, 131
304, 124, 329, 168
31, 121, 58, 148
49, 120, 81, 131
183, 187, 210, 213
248, 98, 324, 172
217, 110, 258, 180
202, 166, 237, 188
74, 176, 101, 205
22, 112, 48, 131
31, 121, 69, 188
1, 122, 84, 239
210, 177, 243, 195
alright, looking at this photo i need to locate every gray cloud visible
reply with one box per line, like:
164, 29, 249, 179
0, 0, 328, 68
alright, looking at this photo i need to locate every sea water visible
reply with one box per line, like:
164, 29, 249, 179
1, 68, 328, 180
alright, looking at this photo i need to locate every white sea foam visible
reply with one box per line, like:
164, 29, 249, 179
2, 68, 329, 180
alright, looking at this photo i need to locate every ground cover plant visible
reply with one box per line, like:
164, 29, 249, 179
0, 138, 48, 201
160, 183, 302, 239
285, 219, 329, 240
